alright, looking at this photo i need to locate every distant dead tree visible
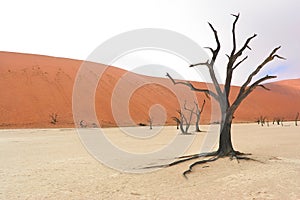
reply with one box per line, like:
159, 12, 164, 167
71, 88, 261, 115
91, 123, 98, 128
256, 118, 260, 125
174, 118, 179, 130
273, 117, 281, 125
80, 120, 87, 128
172, 102, 195, 134
193, 100, 206, 132
280, 118, 284, 126
295, 112, 299, 126
259, 116, 267, 127
160, 13, 284, 177
172, 115, 182, 131
49, 113, 58, 125
148, 117, 153, 130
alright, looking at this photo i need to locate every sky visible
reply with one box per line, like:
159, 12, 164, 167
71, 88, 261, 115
1, 0, 299, 85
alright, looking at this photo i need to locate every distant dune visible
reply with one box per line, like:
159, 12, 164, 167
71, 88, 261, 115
1, 52, 300, 128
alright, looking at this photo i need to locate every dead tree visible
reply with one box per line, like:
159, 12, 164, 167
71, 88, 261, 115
256, 118, 260, 125
273, 117, 281, 125
80, 120, 87, 128
259, 116, 266, 127
172, 102, 195, 134
50, 113, 58, 125
91, 123, 98, 128
172, 115, 183, 132
280, 118, 284, 126
193, 100, 206, 132
162, 14, 284, 177
148, 117, 153, 130
295, 112, 299, 126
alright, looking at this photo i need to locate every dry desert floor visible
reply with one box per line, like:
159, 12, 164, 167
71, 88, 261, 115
1, 123, 300, 199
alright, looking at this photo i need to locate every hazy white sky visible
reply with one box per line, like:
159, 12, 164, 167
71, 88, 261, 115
1, 0, 299, 85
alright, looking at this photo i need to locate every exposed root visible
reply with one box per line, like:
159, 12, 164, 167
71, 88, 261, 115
183, 153, 262, 178
176, 151, 218, 159
143, 151, 218, 169
183, 156, 219, 179
230, 155, 264, 164
143, 150, 261, 178
143, 154, 210, 169
234, 151, 252, 156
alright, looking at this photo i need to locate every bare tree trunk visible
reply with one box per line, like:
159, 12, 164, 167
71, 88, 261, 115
179, 120, 185, 133
172, 116, 185, 134
148, 117, 153, 130
218, 118, 234, 156
216, 107, 235, 156
276, 118, 280, 125
195, 114, 201, 132
194, 100, 205, 132
50, 113, 58, 125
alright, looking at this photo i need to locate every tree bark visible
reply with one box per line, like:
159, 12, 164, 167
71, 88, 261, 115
179, 121, 185, 134
195, 114, 201, 132
217, 112, 235, 156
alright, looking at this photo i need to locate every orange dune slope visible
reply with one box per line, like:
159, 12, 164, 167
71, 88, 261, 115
0, 52, 299, 128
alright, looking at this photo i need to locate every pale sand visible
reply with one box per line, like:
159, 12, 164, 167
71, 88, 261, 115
1, 123, 300, 199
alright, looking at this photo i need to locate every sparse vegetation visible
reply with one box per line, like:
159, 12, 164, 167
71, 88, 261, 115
49, 113, 58, 125
148, 117, 153, 130
80, 120, 87, 128
172, 101, 194, 134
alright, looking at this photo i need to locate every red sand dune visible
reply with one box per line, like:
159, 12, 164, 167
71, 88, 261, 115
1, 52, 300, 128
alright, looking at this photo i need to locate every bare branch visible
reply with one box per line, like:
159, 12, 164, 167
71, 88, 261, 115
204, 47, 214, 55
273, 55, 286, 60
185, 106, 195, 133
190, 22, 224, 100
230, 13, 240, 57
243, 75, 277, 97
189, 60, 210, 68
200, 99, 206, 113
194, 99, 206, 114
208, 22, 221, 66
183, 100, 194, 112
233, 56, 248, 70
166, 73, 217, 99
230, 47, 283, 112
223, 14, 243, 99
231, 75, 276, 113
258, 84, 271, 91
224, 34, 257, 98
234, 33, 257, 59
172, 117, 180, 124
239, 46, 283, 96
230, 13, 239, 18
